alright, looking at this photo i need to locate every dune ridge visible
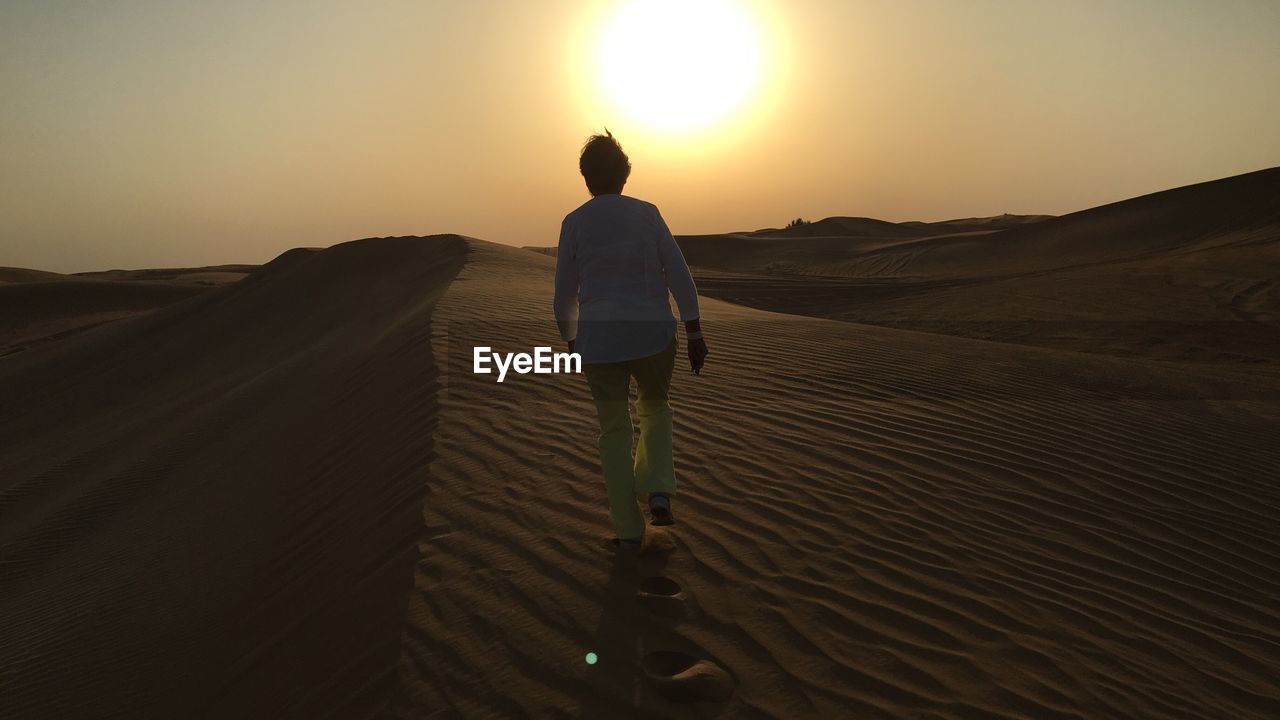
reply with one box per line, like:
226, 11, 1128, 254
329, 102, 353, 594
0, 235, 464, 719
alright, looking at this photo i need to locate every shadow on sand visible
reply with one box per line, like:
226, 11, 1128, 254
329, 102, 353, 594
575, 537, 672, 718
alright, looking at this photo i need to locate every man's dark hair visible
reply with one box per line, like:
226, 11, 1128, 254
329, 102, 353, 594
579, 130, 631, 196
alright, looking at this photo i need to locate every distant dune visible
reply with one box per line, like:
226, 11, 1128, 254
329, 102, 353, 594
0, 267, 78, 283
749, 213, 1053, 239
4, 171, 1280, 719
751, 215, 927, 239
519, 213, 1053, 263
75, 265, 259, 285
675, 168, 1280, 365
899, 213, 1055, 234
0, 265, 253, 358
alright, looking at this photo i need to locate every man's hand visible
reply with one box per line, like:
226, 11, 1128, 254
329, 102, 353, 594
684, 318, 708, 375
688, 337, 708, 375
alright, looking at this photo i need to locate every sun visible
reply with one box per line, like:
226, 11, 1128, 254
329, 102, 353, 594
596, 0, 765, 135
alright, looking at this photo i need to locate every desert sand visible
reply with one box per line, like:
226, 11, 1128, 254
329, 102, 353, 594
1, 239, 464, 718
3, 170, 1279, 719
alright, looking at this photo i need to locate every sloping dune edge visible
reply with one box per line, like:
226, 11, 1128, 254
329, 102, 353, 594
0, 235, 465, 719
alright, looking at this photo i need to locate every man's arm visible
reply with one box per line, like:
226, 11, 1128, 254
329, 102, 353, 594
652, 207, 708, 374
552, 218, 578, 352
653, 209, 700, 323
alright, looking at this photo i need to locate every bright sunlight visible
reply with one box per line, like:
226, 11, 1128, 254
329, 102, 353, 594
596, 0, 765, 135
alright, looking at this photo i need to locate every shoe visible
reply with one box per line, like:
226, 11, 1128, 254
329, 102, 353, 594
649, 494, 674, 526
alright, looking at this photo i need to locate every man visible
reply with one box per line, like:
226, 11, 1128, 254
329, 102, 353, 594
553, 131, 708, 550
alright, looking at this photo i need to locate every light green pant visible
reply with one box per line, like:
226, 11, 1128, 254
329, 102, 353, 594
583, 338, 678, 540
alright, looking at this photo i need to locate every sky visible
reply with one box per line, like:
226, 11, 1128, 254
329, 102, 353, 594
2, 0, 1279, 273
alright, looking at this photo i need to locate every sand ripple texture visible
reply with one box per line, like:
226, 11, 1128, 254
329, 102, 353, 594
388, 240, 1279, 719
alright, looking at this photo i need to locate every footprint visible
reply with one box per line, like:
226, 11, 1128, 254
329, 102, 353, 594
638, 575, 682, 597
641, 650, 735, 702
636, 575, 691, 618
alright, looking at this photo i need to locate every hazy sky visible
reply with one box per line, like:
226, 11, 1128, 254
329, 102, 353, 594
3, 0, 1278, 272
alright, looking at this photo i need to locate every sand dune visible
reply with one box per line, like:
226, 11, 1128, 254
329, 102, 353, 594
682, 168, 1280, 366
749, 214, 1053, 240
1, 267, 78, 283
73, 265, 257, 285
522, 214, 1053, 274
0, 265, 253, 359
0, 236, 464, 719
752, 216, 928, 239
679, 169, 1278, 279
4, 173, 1279, 719
899, 214, 1054, 234
388, 240, 1280, 718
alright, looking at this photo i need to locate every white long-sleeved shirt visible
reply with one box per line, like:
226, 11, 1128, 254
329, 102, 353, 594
553, 194, 700, 364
